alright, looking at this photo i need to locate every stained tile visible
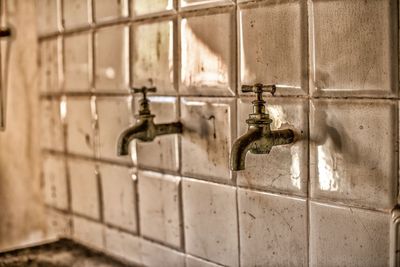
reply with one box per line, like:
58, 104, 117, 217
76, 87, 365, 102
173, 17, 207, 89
97, 96, 133, 163
182, 178, 238, 266
132, 20, 175, 95
136, 96, 179, 171
238, 189, 307, 266
310, 202, 390, 266
186, 255, 222, 267
95, 26, 129, 92
63, 0, 89, 29
73, 216, 104, 249
36, 0, 59, 35
181, 97, 235, 182
141, 239, 185, 267
40, 100, 64, 151
66, 97, 95, 157
239, 1, 307, 95
237, 97, 308, 196
68, 159, 100, 219
131, 0, 174, 17
310, 99, 397, 210
42, 155, 68, 210
180, 0, 233, 9
39, 39, 60, 93
138, 171, 181, 248
45, 208, 71, 239
94, 0, 129, 22
99, 164, 137, 232
180, 11, 235, 96
310, 0, 397, 97
64, 33, 91, 92
104, 227, 142, 265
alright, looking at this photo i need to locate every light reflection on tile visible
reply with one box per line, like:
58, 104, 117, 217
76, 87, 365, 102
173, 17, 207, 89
131, 0, 174, 17
180, 0, 233, 9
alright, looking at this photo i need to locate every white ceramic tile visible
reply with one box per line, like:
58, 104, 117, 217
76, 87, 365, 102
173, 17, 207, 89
68, 159, 100, 219
181, 98, 235, 182
39, 39, 60, 93
182, 178, 238, 266
180, 0, 233, 9
238, 189, 307, 266
95, 26, 129, 91
186, 255, 222, 267
64, 33, 91, 91
99, 163, 137, 232
45, 208, 71, 239
73, 216, 104, 249
180, 12, 235, 96
104, 227, 142, 265
36, 0, 59, 35
94, 0, 129, 22
310, 99, 397, 210
237, 98, 308, 196
63, 0, 89, 29
138, 171, 181, 248
136, 96, 179, 171
97, 96, 133, 163
131, 0, 174, 17
42, 155, 68, 210
239, 1, 307, 95
310, 0, 397, 97
141, 239, 185, 267
40, 100, 64, 151
310, 202, 390, 266
66, 97, 95, 156
132, 20, 175, 95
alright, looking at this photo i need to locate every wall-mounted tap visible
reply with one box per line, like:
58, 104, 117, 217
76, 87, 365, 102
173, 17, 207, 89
117, 87, 183, 156
230, 84, 295, 171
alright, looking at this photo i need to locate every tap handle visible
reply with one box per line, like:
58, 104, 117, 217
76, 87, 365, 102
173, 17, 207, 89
131, 87, 156, 116
241, 83, 276, 98
131, 86, 156, 100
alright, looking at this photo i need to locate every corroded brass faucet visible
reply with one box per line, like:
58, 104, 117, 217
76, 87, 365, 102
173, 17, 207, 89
230, 84, 295, 171
117, 87, 183, 156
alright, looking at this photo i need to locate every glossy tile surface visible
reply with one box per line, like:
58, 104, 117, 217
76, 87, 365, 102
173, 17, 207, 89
69, 159, 100, 219
141, 239, 185, 267
180, 0, 233, 8
237, 97, 308, 195
310, 99, 397, 210
39, 39, 60, 93
36, 0, 59, 35
132, 20, 175, 95
73, 216, 104, 249
180, 12, 235, 96
131, 0, 174, 17
104, 227, 142, 265
239, 1, 307, 95
95, 26, 129, 91
181, 98, 235, 182
138, 171, 181, 248
40, 100, 64, 151
64, 33, 91, 91
42, 155, 68, 210
182, 178, 238, 267
310, 0, 397, 97
63, 0, 89, 29
66, 98, 95, 156
100, 164, 137, 232
136, 96, 179, 171
310, 202, 390, 266
238, 189, 307, 266
94, 0, 128, 21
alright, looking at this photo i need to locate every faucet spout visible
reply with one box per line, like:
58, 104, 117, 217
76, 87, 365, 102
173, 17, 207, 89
230, 128, 261, 171
117, 120, 148, 156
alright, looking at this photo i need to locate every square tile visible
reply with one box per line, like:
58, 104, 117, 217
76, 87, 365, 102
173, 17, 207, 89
136, 96, 179, 171
310, 202, 390, 266
180, 11, 235, 96
186, 255, 221, 267
36, 0, 59, 35
97, 96, 133, 163
64, 33, 91, 92
45, 208, 71, 239
131, 0, 174, 17
39, 39, 60, 93
181, 97, 235, 182
63, 0, 90, 29
237, 97, 308, 196
132, 20, 175, 95
42, 154, 68, 210
104, 227, 142, 265
138, 171, 181, 248
238, 189, 307, 266
94, 0, 129, 22
95, 26, 129, 92
180, 0, 233, 9
182, 178, 238, 266
68, 159, 100, 219
239, 1, 307, 95
73, 216, 104, 249
66, 97, 95, 156
99, 163, 137, 232
310, 0, 397, 97
141, 239, 185, 267
40, 100, 64, 151
310, 99, 397, 210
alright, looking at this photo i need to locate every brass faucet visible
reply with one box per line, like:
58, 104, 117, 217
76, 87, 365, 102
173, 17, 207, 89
230, 84, 295, 171
117, 87, 183, 156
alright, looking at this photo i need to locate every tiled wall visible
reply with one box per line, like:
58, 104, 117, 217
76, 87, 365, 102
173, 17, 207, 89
37, 0, 400, 266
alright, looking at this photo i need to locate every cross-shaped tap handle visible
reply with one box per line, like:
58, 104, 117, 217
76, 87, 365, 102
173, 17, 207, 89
131, 86, 157, 100
241, 83, 276, 99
